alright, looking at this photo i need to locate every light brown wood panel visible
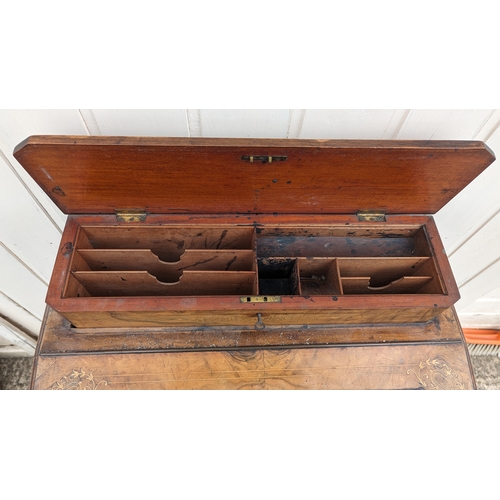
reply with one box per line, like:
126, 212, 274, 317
72, 270, 257, 296
338, 257, 430, 278
300, 280, 340, 296
341, 276, 433, 294
81, 226, 255, 254
63, 242, 92, 303
77, 249, 255, 275
63, 274, 91, 298
298, 258, 342, 295
75, 227, 93, 249
297, 258, 337, 276
64, 305, 444, 328
33, 343, 474, 390
37, 307, 466, 355
413, 257, 445, 294
417, 218, 457, 298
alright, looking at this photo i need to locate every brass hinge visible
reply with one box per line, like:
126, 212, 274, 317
115, 209, 147, 222
356, 210, 386, 222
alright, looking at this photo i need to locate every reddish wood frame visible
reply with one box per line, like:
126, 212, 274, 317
46, 213, 458, 328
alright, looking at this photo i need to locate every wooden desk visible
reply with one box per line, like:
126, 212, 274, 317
31, 306, 475, 390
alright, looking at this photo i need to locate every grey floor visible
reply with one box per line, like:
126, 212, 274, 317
0, 357, 33, 390
2, 354, 500, 389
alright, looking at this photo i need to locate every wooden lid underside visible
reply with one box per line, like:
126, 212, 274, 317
13, 136, 495, 215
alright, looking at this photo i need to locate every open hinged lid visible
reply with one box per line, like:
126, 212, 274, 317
14, 136, 495, 216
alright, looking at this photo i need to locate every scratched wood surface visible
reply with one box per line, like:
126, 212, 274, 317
13, 136, 494, 216
37, 306, 464, 354
33, 303, 475, 390
63, 307, 446, 329
32, 342, 474, 390
43, 214, 459, 328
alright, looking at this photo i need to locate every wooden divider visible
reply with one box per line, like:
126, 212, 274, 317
81, 226, 256, 253
64, 225, 444, 298
64, 226, 258, 298
336, 257, 440, 294
297, 258, 342, 295
76, 249, 255, 282
72, 270, 257, 296
297, 257, 439, 295
341, 276, 433, 294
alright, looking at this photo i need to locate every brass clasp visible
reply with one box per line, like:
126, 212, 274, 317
241, 155, 287, 164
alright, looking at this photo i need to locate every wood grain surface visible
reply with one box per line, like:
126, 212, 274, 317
37, 306, 465, 354
62, 307, 445, 329
45, 214, 459, 328
14, 137, 494, 216
33, 303, 475, 390
32, 343, 474, 390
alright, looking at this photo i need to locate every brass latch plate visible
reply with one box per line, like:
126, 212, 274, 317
241, 155, 287, 164
115, 209, 147, 222
240, 296, 282, 303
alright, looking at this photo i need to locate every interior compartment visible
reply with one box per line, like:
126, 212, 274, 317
64, 226, 258, 298
337, 257, 441, 294
76, 249, 255, 282
258, 258, 300, 295
297, 258, 342, 295
341, 276, 433, 294
256, 226, 423, 258
79, 226, 256, 260
63, 224, 445, 298
71, 270, 257, 296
